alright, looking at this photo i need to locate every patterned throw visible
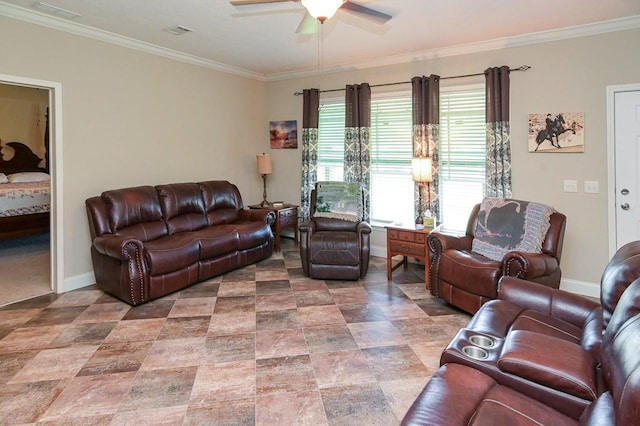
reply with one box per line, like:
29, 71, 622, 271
471, 197, 554, 261
313, 181, 362, 222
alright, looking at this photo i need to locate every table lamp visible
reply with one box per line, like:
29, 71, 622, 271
411, 156, 432, 225
257, 153, 272, 207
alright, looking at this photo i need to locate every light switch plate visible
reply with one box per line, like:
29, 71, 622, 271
563, 179, 578, 193
584, 180, 600, 194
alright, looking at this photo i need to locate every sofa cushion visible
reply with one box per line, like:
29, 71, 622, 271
102, 186, 167, 241
509, 309, 582, 344
401, 363, 575, 426
310, 231, 359, 266
156, 183, 207, 234
498, 330, 597, 401
143, 234, 200, 276
235, 221, 272, 250
199, 181, 242, 225
600, 241, 640, 328
193, 226, 240, 259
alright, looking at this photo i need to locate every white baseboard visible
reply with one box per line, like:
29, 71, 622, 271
59, 271, 95, 293
559, 278, 600, 299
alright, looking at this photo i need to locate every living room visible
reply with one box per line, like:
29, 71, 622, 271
1, 0, 640, 424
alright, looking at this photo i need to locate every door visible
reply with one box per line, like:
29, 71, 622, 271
614, 89, 640, 249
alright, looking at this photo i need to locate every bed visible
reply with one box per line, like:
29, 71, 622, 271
0, 141, 50, 240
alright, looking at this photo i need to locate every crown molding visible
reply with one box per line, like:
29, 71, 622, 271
0, 1, 265, 81
266, 14, 640, 81
1, 1, 638, 83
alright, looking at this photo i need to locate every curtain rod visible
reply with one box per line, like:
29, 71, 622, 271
293, 65, 531, 96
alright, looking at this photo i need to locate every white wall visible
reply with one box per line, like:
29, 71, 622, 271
0, 16, 268, 285
1, 13, 638, 297
265, 28, 640, 296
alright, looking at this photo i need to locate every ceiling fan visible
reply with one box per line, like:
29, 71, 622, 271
229, 0, 392, 34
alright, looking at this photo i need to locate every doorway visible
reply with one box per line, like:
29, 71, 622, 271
0, 73, 63, 303
607, 83, 640, 255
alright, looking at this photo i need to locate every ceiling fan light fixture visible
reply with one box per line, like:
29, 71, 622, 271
301, 0, 345, 21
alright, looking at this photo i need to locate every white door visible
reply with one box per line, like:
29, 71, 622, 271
614, 89, 640, 249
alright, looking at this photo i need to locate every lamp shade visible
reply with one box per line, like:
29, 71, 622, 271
257, 153, 272, 175
411, 157, 432, 183
301, 0, 345, 20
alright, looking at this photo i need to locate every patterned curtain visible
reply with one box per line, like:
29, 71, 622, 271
411, 75, 440, 222
485, 66, 512, 198
300, 88, 320, 221
344, 83, 371, 222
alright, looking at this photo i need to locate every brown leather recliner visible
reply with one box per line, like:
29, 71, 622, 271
401, 248, 640, 425
299, 183, 372, 280
428, 201, 567, 314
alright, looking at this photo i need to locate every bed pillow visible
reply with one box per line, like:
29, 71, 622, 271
0, 173, 8, 184
8, 172, 51, 183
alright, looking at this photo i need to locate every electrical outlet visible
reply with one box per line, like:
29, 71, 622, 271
563, 179, 578, 193
584, 180, 600, 194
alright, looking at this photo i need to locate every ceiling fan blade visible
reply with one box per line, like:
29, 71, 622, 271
296, 12, 318, 34
230, 0, 297, 6
341, 1, 391, 23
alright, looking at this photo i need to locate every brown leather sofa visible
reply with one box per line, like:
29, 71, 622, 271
402, 241, 640, 425
428, 202, 567, 314
86, 181, 274, 305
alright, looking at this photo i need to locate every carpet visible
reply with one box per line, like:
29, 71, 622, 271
0, 233, 52, 306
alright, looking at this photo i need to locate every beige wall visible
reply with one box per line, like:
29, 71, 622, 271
265, 28, 640, 294
1, 13, 638, 295
0, 16, 267, 282
0, 83, 49, 160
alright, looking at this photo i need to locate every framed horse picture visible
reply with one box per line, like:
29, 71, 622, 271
528, 112, 584, 153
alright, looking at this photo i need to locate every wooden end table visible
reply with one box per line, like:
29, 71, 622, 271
249, 203, 299, 252
386, 225, 433, 288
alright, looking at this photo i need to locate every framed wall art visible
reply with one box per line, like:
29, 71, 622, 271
528, 112, 584, 153
269, 120, 298, 149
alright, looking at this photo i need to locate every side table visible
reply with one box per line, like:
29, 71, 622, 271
249, 203, 299, 252
386, 225, 433, 288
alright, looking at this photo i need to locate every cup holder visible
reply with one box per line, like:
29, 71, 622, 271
469, 335, 495, 349
462, 345, 489, 360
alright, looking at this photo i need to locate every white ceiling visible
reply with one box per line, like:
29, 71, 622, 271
1, 0, 640, 80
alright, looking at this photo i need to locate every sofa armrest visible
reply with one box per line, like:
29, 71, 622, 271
503, 251, 558, 280
239, 208, 275, 226
498, 276, 600, 328
357, 221, 372, 235
428, 231, 473, 253
93, 235, 145, 261
298, 219, 316, 276
498, 330, 598, 401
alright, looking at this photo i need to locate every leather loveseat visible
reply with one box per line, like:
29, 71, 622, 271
402, 241, 640, 425
86, 180, 274, 305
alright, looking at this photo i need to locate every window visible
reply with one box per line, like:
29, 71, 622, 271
318, 94, 414, 226
317, 85, 485, 232
439, 85, 486, 231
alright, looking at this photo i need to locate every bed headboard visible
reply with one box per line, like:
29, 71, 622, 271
0, 142, 47, 175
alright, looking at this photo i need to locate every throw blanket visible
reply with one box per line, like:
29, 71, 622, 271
471, 198, 554, 261
313, 181, 361, 222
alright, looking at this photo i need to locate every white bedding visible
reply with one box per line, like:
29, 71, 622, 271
0, 181, 50, 217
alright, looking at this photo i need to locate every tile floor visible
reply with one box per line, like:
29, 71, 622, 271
0, 238, 470, 425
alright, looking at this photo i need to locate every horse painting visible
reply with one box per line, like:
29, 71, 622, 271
534, 113, 576, 151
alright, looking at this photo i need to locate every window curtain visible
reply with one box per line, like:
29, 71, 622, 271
411, 75, 440, 222
485, 66, 512, 198
300, 88, 320, 221
344, 83, 371, 222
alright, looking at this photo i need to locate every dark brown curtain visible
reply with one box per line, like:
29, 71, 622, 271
300, 88, 320, 221
485, 66, 512, 198
411, 75, 440, 221
344, 83, 371, 221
